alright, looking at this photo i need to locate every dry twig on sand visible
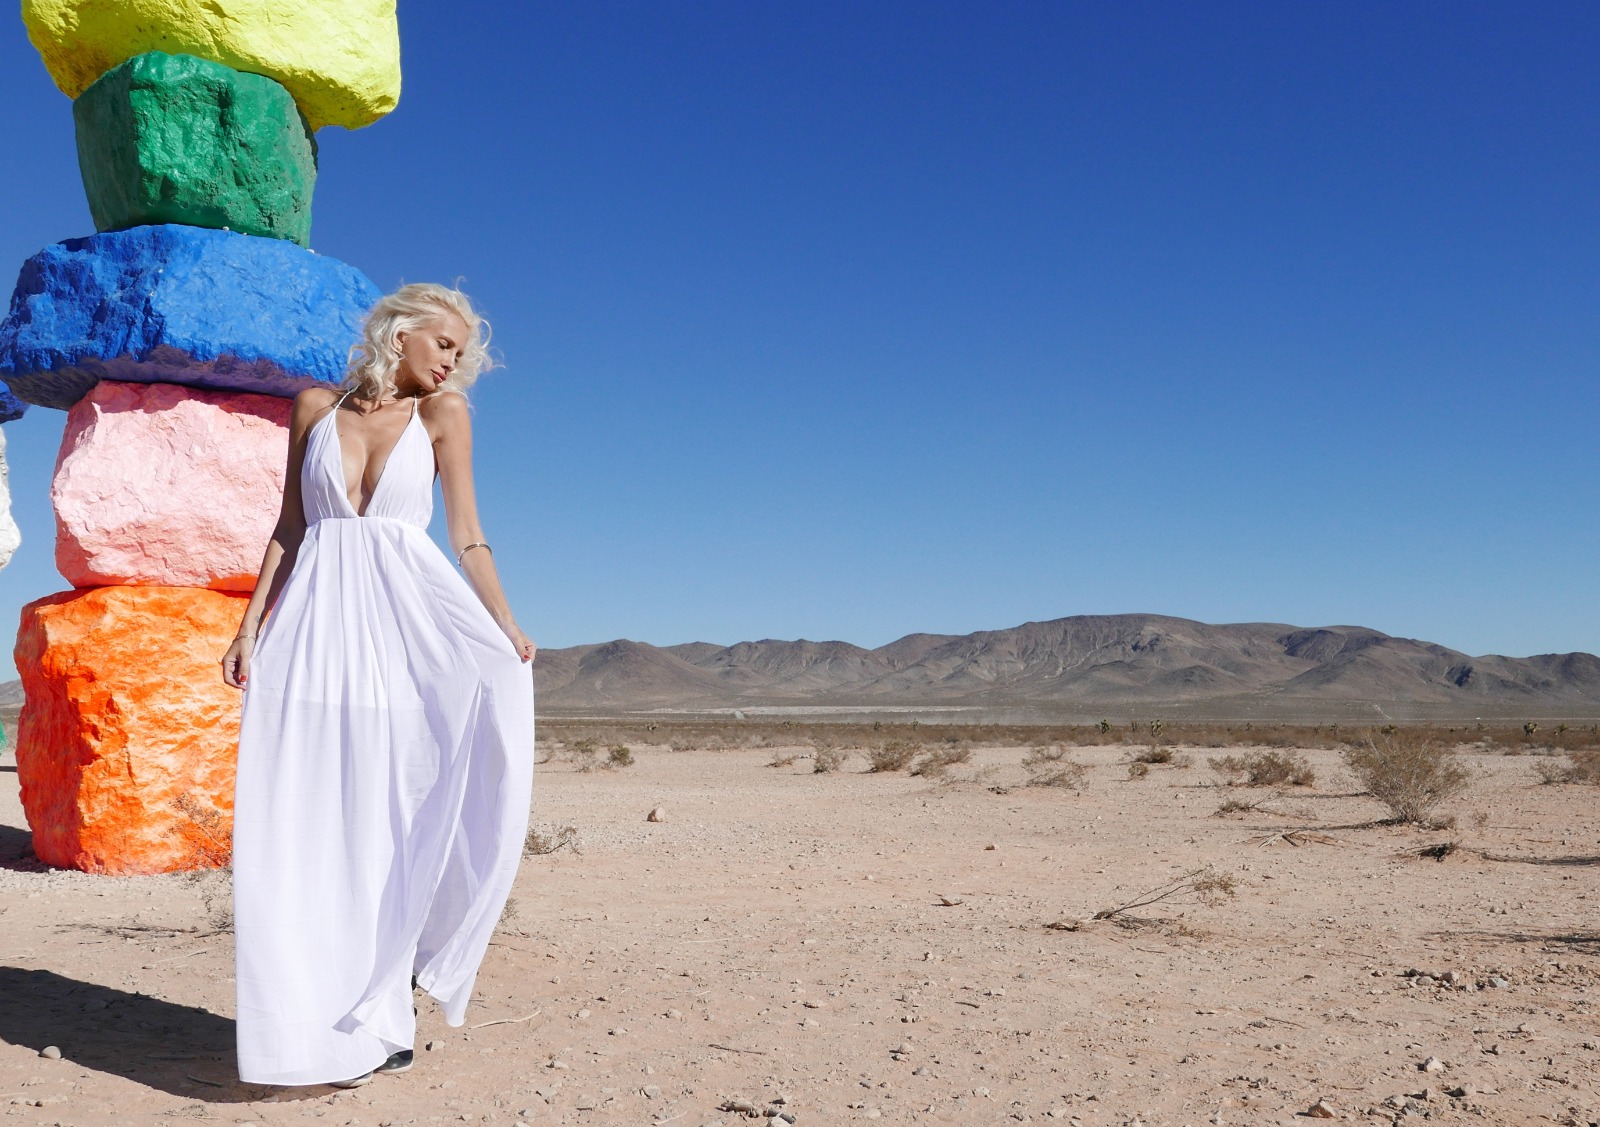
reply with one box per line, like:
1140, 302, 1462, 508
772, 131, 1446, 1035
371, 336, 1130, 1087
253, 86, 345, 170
1249, 830, 1342, 848
524, 825, 577, 856
470, 1007, 542, 1029
1046, 866, 1238, 931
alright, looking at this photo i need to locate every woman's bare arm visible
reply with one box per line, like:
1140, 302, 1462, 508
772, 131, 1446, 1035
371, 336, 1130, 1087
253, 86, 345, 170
222, 387, 334, 688
425, 391, 535, 662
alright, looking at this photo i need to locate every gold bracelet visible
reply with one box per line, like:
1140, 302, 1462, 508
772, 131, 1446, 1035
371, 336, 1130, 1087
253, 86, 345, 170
456, 541, 491, 567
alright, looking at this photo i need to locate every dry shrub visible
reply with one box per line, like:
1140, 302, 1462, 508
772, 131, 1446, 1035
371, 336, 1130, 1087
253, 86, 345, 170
1209, 749, 1315, 787
812, 746, 848, 774
1212, 796, 1262, 817
910, 746, 972, 778
524, 825, 577, 856
183, 869, 234, 934
172, 794, 232, 869
1343, 730, 1470, 824
867, 740, 922, 773
1133, 746, 1174, 764
568, 737, 601, 772
1534, 749, 1600, 785
1022, 746, 1066, 768
1028, 761, 1088, 790
606, 743, 635, 769
767, 750, 802, 768
1126, 761, 1150, 780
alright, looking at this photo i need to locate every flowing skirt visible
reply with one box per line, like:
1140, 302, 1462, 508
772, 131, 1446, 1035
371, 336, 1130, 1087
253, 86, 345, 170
232, 515, 534, 1086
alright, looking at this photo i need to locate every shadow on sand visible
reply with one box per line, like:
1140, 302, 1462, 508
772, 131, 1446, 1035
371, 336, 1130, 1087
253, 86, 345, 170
0, 966, 263, 1102
0, 823, 35, 869
1423, 930, 1600, 955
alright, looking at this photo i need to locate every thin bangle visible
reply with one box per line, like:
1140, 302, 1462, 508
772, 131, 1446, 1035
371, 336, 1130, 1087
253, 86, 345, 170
456, 541, 491, 567
234, 633, 255, 641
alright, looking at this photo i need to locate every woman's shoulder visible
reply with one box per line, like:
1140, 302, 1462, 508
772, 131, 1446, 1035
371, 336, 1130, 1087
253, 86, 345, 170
419, 389, 471, 430
289, 385, 342, 430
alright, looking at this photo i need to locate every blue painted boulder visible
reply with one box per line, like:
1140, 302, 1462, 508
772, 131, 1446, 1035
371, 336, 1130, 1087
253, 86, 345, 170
0, 383, 24, 422
0, 225, 379, 409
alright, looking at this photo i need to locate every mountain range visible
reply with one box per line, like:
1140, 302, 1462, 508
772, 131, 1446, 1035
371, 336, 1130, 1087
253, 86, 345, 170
531, 614, 1600, 722
2, 614, 1595, 725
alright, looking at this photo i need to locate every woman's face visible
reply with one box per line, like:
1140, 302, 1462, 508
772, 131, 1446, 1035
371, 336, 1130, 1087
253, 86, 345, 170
393, 310, 470, 396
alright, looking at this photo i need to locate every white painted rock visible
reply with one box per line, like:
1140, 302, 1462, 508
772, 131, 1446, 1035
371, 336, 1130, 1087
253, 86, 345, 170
52, 380, 289, 590
0, 428, 20, 572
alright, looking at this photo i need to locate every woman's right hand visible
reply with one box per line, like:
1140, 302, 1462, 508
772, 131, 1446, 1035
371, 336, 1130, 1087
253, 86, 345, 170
222, 635, 254, 689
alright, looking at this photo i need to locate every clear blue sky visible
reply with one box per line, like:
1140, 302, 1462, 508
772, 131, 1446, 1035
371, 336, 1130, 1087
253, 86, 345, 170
2, 0, 1597, 680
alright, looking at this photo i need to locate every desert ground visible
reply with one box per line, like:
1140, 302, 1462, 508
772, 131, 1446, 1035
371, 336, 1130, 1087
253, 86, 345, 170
0, 730, 1596, 1127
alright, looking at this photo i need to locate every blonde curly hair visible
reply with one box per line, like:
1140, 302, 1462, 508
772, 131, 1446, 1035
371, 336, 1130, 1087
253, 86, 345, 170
343, 282, 494, 401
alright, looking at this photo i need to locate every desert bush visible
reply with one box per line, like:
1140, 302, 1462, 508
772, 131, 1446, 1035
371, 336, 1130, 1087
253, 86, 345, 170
1133, 745, 1174, 764
1028, 760, 1088, 790
1212, 796, 1262, 817
605, 743, 635, 769
1208, 749, 1315, 788
767, 750, 801, 768
172, 794, 233, 869
568, 736, 601, 772
1533, 749, 1600, 785
910, 746, 972, 778
1126, 761, 1150, 780
812, 746, 848, 774
867, 740, 922, 773
1343, 730, 1470, 824
1022, 745, 1065, 768
524, 825, 577, 856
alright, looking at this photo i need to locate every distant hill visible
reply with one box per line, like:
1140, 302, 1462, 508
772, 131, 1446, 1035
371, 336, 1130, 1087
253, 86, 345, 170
531, 615, 1600, 721
4, 614, 1597, 722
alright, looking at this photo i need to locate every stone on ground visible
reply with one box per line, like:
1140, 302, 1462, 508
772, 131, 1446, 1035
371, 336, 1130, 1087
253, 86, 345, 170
52, 381, 290, 590
0, 224, 378, 409
75, 51, 316, 245
22, 0, 400, 131
14, 585, 246, 874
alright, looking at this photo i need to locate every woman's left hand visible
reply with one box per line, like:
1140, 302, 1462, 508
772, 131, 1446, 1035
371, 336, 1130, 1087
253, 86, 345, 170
503, 621, 536, 664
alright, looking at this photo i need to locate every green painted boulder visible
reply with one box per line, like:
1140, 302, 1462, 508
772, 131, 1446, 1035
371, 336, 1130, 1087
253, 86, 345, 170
74, 51, 317, 246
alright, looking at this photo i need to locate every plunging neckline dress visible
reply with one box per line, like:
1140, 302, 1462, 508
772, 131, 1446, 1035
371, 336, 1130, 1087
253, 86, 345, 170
232, 388, 535, 1086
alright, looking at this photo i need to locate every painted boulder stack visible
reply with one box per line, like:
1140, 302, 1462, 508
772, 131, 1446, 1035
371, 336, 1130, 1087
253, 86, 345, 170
4, 0, 398, 874
75, 51, 318, 245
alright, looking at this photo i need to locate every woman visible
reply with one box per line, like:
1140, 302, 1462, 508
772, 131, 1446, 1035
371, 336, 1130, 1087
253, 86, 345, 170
222, 283, 536, 1088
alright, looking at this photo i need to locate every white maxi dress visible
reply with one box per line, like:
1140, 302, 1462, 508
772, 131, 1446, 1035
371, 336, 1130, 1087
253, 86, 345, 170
233, 390, 535, 1086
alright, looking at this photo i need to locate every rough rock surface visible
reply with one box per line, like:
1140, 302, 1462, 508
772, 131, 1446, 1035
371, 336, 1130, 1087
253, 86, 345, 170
0, 429, 20, 572
22, 0, 400, 131
0, 224, 378, 409
14, 585, 246, 874
53, 381, 289, 590
75, 51, 316, 245
0, 383, 23, 423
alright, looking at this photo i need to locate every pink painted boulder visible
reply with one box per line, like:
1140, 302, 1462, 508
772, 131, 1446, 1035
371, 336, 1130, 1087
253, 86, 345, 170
52, 380, 290, 590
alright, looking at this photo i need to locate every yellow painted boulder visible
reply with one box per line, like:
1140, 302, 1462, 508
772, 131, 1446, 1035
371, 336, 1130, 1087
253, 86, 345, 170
22, 0, 400, 131
14, 585, 245, 874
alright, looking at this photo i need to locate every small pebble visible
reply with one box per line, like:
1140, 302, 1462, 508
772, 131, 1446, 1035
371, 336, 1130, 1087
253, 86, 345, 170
1421, 1056, 1446, 1073
1306, 1099, 1336, 1119
425, 1040, 442, 1051
647, 807, 666, 823
39, 1046, 61, 1060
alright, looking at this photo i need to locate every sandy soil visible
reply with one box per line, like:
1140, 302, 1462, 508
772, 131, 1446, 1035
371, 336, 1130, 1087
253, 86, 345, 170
0, 743, 1595, 1127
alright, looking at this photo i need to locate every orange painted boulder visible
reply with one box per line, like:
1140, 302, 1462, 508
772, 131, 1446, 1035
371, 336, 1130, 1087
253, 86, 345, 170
53, 380, 289, 590
14, 585, 245, 873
